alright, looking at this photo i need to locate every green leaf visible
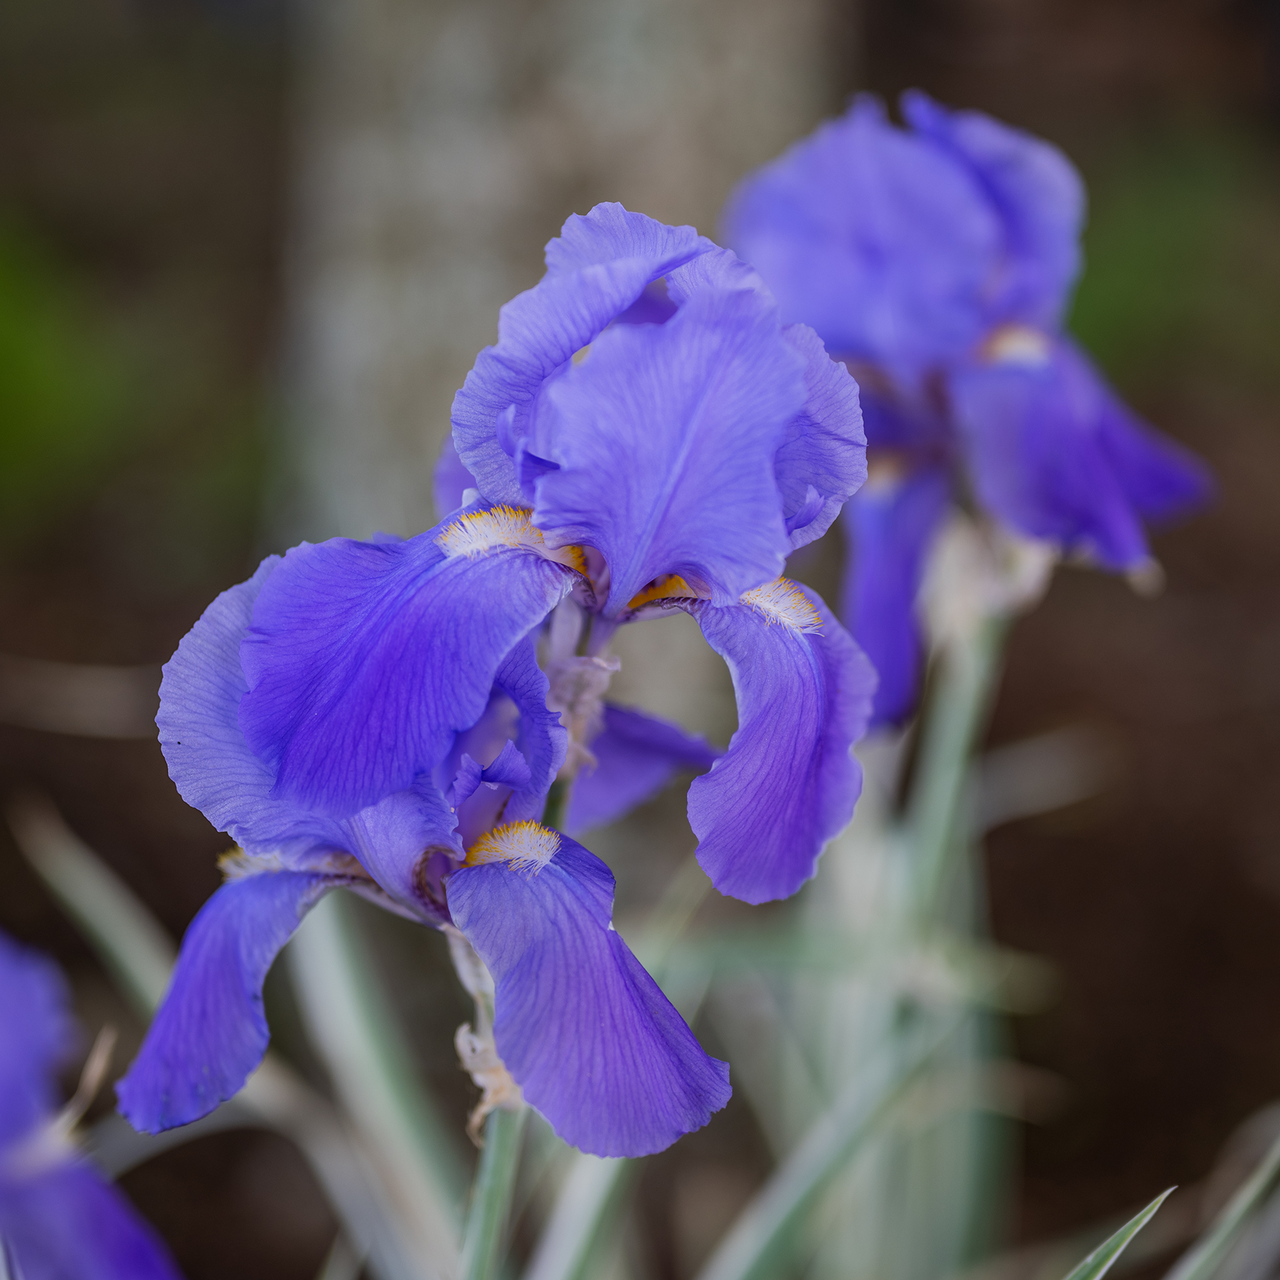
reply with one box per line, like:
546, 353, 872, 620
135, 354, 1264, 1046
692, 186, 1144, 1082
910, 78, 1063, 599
1164, 1122, 1280, 1280
461, 1107, 529, 1280
1062, 1188, 1175, 1280
289, 892, 465, 1253
523, 1154, 634, 1280
6, 794, 174, 1015
694, 1015, 962, 1280
0, 220, 143, 543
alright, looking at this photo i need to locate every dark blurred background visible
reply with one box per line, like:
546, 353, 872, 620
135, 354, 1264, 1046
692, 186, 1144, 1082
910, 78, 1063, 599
1, 0, 1278, 1276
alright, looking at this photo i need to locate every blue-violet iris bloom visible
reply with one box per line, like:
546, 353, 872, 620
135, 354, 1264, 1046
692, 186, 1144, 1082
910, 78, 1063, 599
441, 202, 875, 900
0, 930, 182, 1280
724, 92, 1213, 725
118, 203, 875, 1159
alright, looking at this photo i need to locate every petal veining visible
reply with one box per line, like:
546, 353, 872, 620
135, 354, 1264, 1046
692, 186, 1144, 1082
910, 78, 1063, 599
447, 835, 731, 1156
117, 868, 348, 1133
239, 520, 576, 816
683, 585, 876, 903
531, 288, 805, 613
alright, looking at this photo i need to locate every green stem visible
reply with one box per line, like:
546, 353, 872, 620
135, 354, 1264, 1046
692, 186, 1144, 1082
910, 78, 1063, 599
541, 779, 568, 832
905, 617, 1008, 925
289, 893, 465, 1243
462, 1106, 530, 1280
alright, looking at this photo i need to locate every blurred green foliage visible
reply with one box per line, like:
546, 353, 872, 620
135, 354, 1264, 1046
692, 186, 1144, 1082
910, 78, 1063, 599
1071, 124, 1280, 395
0, 212, 269, 610
0, 219, 143, 545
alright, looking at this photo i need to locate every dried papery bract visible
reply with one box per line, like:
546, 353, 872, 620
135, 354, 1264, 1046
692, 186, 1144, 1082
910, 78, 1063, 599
446, 926, 524, 1145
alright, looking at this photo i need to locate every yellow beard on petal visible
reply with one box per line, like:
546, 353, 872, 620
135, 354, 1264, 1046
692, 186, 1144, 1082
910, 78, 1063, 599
465, 821, 560, 877
625, 573, 702, 611
436, 506, 586, 574
739, 578, 822, 632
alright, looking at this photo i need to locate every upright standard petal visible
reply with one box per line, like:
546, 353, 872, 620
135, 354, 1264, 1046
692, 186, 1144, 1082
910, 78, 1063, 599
0, 1162, 182, 1280
841, 464, 952, 727
774, 323, 867, 550
490, 638, 569, 823
435, 638, 567, 847
723, 95, 1000, 374
447, 825, 730, 1157
683, 581, 876, 903
565, 703, 720, 835
950, 339, 1210, 570
117, 868, 349, 1132
901, 90, 1084, 330
239, 508, 580, 817
544, 203, 715, 276
0, 933, 74, 1149
453, 205, 714, 502
531, 289, 805, 612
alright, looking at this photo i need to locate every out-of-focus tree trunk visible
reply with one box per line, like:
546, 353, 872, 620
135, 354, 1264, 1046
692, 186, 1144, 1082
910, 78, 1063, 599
278, 0, 853, 545
275, 0, 855, 751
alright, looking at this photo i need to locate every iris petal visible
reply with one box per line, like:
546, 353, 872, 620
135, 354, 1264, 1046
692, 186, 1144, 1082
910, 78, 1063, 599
239, 515, 577, 817
433, 433, 477, 521
544, 202, 714, 276
566, 704, 720, 835
158, 556, 350, 859
491, 638, 569, 824
901, 89, 1084, 331
841, 465, 952, 727
774, 323, 867, 550
723, 94, 1001, 375
0, 1161, 181, 1280
950, 339, 1211, 570
0, 933, 74, 1149
117, 868, 349, 1132
453, 205, 713, 503
683, 582, 876, 903
447, 830, 731, 1157
158, 555, 464, 915
341, 784, 462, 916
531, 288, 805, 613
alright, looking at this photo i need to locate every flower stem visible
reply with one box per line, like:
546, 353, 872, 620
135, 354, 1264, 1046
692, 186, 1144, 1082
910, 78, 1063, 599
461, 1105, 530, 1280
905, 616, 1008, 923
541, 779, 568, 831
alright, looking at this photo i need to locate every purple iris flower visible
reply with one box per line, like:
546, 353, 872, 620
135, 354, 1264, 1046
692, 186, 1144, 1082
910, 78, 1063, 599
442, 202, 875, 900
0, 931, 181, 1280
118, 204, 875, 1158
724, 92, 1213, 725
117, 561, 728, 1157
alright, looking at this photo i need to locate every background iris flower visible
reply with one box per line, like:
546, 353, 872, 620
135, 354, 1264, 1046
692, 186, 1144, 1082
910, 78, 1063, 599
724, 92, 1213, 725
118, 202, 875, 1161
0, 930, 181, 1280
